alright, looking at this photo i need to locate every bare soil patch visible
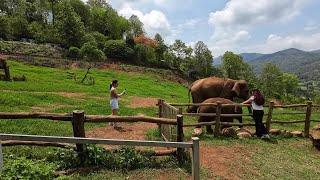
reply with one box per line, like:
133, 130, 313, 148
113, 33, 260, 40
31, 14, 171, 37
56, 92, 86, 98
87, 122, 256, 179
200, 143, 256, 179
31, 104, 72, 112
128, 96, 158, 108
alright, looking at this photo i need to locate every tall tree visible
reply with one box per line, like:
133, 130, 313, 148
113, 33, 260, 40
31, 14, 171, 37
154, 33, 167, 62
168, 40, 193, 72
193, 41, 213, 77
129, 15, 144, 37
69, 0, 90, 27
87, 0, 108, 8
282, 72, 299, 97
55, 1, 85, 47
221, 51, 245, 80
260, 63, 284, 98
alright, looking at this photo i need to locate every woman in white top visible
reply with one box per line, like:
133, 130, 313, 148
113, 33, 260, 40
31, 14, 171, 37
109, 80, 125, 127
242, 89, 269, 139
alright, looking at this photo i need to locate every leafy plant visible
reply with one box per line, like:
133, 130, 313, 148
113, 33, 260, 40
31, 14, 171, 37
0, 157, 56, 180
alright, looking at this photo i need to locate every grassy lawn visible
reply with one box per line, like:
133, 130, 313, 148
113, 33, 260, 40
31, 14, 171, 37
1, 60, 320, 179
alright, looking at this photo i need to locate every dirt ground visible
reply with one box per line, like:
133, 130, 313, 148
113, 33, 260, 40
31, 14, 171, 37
127, 96, 158, 108
87, 122, 253, 179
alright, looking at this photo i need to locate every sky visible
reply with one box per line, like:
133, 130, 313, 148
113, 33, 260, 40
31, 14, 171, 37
85, 0, 320, 56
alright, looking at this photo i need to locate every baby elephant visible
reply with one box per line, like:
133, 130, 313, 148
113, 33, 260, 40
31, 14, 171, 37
196, 98, 242, 134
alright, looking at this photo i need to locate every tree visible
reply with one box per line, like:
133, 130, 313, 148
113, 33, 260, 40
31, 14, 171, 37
168, 40, 193, 73
55, 1, 85, 48
129, 15, 144, 37
0, 16, 9, 39
193, 41, 214, 77
221, 51, 246, 80
282, 72, 299, 96
48, 0, 59, 25
259, 63, 284, 98
154, 33, 167, 62
69, 0, 90, 27
87, 0, 108, 8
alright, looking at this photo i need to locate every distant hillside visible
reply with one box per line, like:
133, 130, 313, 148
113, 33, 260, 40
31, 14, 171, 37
250, 48, 320, 81
214, 48, 320, 81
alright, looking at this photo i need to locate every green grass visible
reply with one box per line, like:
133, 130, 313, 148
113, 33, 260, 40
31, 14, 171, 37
1, 60, 320, 179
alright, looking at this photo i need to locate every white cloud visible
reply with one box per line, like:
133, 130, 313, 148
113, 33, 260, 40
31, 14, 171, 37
118, 4, 171, 37
208, 0, 308, 55
245, 32, 320, 53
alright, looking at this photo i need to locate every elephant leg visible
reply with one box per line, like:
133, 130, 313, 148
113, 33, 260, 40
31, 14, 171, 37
236, 116, 243, 128
206, 125, 214, 134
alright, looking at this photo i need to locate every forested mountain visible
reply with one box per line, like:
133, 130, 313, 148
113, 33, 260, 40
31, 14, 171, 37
214, 48, 320, 81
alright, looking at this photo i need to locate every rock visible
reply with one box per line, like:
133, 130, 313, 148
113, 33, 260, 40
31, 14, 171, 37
269, 129, 281, 135
281, 130, 293, 138
236, 128, 253, 135
290, 131, 303, 137
192, 128, 202, 137
222, 127, 237, 137
237, 132, 252, 139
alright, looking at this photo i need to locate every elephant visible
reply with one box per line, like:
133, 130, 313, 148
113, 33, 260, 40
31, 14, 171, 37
187, 77, 250, 113
196, 98, 242, 134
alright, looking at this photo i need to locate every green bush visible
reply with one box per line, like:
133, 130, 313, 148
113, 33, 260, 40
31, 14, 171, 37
68, 46, 81, 58
91, 31, 109, 50
0, 157, 56, 180
134, 44, 157, 66
104, 40, 134, 60
80, 43, 106, 61
0, 16, 9, 40
47, 145, 153, 171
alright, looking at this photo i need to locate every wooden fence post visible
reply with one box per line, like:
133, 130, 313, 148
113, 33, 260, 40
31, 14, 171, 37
0, 142, 3, 172
304, 101, 312, 137
214, 102, 222, 137
72, 110, 86, 161
3, 61, 10, 81
192, 137, 200, 180
157, 99, 164, 133
176, 114, 184, 165
157, 99, 164, 118
266, 101, 274, 133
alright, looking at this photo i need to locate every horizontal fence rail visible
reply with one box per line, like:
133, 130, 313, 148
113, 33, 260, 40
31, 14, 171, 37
167, 100, 320, 137
0, 113, 176, 125
0, 112, 72, 121
0, 134, 200, 180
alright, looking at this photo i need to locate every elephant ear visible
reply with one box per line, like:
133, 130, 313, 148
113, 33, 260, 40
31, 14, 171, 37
232, 82, 240, 96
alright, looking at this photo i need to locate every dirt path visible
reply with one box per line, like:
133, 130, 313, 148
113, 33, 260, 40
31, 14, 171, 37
86, 122, 254, 179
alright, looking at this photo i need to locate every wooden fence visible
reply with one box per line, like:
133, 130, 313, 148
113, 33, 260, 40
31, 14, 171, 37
0, 134, 200, 180
165, 100, 320, 137
0, 110, 187, 164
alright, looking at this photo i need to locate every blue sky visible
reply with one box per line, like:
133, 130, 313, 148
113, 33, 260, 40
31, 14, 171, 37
99, 0, 320, 56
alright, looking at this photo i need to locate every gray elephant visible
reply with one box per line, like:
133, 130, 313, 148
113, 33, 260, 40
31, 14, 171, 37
196, 98, 242, 134
187, 77, 250, 113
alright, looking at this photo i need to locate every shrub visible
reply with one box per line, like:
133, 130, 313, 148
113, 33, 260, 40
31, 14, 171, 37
68, 46, 81, 58
91, 31, 109, 50
80, 43, 105, 61
134, 44, 156, 66
47, 145, 153, 171
104, 40, 134, 61
0, 157, 56, 180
